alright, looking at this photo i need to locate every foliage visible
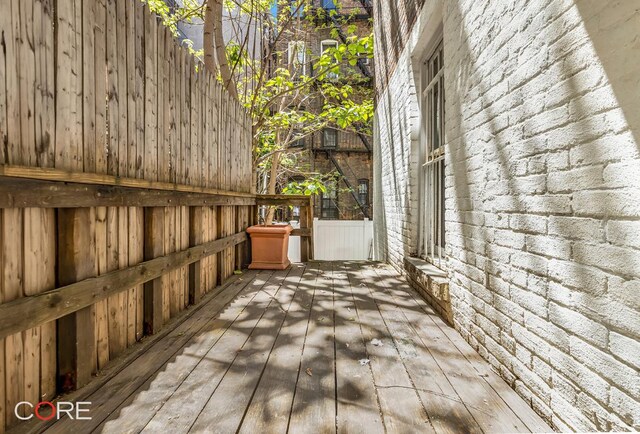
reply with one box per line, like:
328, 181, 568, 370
142, 0, 374, 199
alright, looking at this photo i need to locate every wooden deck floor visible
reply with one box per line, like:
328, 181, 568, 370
38, 262, 551, 434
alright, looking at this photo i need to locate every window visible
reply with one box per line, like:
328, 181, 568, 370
323, 128, 337, 148
288, 41, 306, 76
290, 128, 305, 147
322, 0, 336, 10
321, 180, 339, 219
419, 40, 445, 263
289, 176, 305, 220
357, 179, 369, 206
321, 39, 339, 80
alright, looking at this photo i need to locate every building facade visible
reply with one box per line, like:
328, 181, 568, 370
275, 0, 375, 221
373, 0, 639, 431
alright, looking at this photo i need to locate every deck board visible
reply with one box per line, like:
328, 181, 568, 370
32, 262, 551, 434
333, 263, 385, 434
288, 261, 337, 434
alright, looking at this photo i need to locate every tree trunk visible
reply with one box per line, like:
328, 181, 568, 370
264, 153, 281, 225
204, 0, 238, 100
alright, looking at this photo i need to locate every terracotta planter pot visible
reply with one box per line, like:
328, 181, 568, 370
246, 224, 293, 270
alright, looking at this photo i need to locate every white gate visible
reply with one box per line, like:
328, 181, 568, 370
312, 218, 374, 260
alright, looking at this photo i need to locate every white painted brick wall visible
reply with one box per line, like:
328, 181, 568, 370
374, 0, 640, 431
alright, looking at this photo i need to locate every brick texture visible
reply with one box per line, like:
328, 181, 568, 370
373, 0, 640, 431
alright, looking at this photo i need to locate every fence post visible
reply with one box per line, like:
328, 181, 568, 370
57, 208, 97, 391
144, 207, 165, 334
189, 206, 203, 305
307, 197, 314, 260
300, 205, 309, 262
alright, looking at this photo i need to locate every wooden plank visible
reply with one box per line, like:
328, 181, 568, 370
156, 24, 167, 183
142, 269, 291, 433
257, 195, 313, 207
343, 262, 435, 433
235, 206, 246, 269
168, 33, 177, 183
3, 209, 23, 428
115, 206, 129, 356
0, 177, 256, 208
0, 166, 256, 198
238, 264, 317, 433
82, 0, 96, 172
128, 207, 144, 343
94, 0, 108, 174
106, 0, 118, 175
291, 228, 312, 237
0, 3, 8, 165
133, 1, 144, 178
4, 0, 21, 166
54, 0, 82, 170
288, 261, 336, 433
35, 0, 55, 167
189, 60, 198, 187
95, 206, 110, 369
23, 208, 57, 406
205, 76, 213, 188
168, 207, 179, 316
209, 77, 218, 189
300, 206, 310, 262
332, 262, 385, 434
202, 206, 210, 294
190, 265, 306, 433
228, 207, 236, 276
17, 0, 36, 166
183, 53, 192, 185
57, 208, 98, 391
42, 271, 265, 434
178, 47, 187, 184
116, 0, 128, 177
181, 206, 189, 308
188, 207, 203, 305
106, 207, 125, 358
125, 0, 136, 178
143, 5, 157, 181
0, 230, 248, 341
161, 207, 170, 323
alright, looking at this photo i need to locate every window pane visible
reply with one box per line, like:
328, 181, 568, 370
358, 179, 369, 205
420, 41, 445, 258
323, 128, 337, 147
321, 180, 338, 219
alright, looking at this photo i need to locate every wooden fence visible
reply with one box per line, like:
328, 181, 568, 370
0, 0, 255, 431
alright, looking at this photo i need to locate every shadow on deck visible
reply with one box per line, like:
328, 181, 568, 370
24, 262, 551, 433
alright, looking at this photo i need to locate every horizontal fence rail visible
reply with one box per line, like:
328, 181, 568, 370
0, 232, 247, 340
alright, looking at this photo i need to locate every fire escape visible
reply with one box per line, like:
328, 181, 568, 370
318, 0, 373, 219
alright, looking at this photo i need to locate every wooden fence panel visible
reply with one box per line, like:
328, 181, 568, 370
0, 1, 255, 431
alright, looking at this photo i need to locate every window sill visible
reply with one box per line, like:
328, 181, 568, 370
404, 256, 452, 325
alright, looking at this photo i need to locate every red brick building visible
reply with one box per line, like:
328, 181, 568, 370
272, 0, 374, 220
